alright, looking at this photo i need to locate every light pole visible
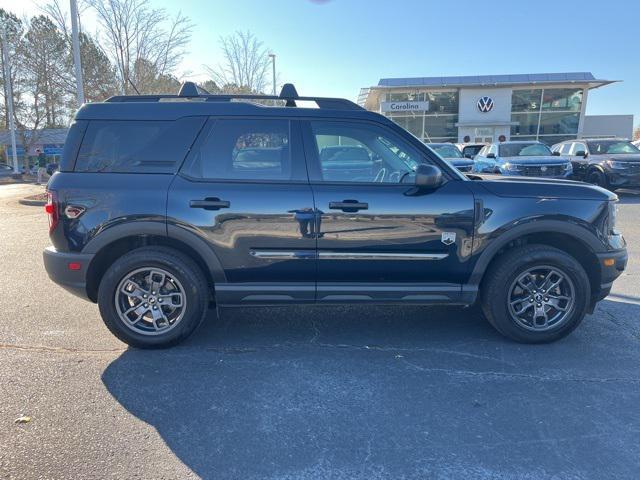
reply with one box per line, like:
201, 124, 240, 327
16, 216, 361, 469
1, 26, 19, 176
268, 53, 276, 96
70, 0, 85, 107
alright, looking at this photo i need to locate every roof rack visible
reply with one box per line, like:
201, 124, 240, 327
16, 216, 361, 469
105, 82, 363, 111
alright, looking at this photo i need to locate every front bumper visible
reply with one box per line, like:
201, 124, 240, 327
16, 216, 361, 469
43, 246, 94, 301
590, 248, 628, 310
608, 171, 640, 188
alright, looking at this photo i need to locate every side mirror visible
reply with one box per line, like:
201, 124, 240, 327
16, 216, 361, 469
575, 150, 587, 158
415, 164, 443, 188
552, 151, 561, 156
486, 153, 496, 159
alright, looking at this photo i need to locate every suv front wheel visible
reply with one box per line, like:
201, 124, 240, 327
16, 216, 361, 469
97, 246, 209, 348
481, 245, 590, 343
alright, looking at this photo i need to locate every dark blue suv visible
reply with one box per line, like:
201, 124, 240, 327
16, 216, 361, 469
43, 83, 627, 348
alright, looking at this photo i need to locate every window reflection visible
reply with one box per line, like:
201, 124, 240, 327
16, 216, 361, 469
511, 88, 583, 142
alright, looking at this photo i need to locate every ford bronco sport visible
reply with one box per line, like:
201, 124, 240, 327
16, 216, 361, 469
43, 83, 627, 348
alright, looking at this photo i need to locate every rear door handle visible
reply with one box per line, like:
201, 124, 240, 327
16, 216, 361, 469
329, 200, 368, 212
190, 198, 230, 210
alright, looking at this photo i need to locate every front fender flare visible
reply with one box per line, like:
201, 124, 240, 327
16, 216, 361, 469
468, 219, 605, 287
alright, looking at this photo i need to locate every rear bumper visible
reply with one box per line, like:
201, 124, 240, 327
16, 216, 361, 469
43, 246, 94, 301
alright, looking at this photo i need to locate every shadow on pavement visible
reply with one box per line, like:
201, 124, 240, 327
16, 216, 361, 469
102, 301, 640, 479
616, 189, 640, 204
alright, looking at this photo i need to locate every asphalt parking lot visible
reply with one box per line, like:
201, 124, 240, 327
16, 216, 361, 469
1, 183, 639, 480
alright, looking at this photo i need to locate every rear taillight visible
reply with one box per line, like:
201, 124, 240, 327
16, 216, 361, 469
45, 191, 59, 234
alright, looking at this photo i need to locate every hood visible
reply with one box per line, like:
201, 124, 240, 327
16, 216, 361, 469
469, 174, 616, 201
501, 156, 569, 165
446, 158, 474, 167
593, 154, 640, 162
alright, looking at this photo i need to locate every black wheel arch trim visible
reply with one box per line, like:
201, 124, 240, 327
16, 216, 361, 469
468, 219, 606, 287
587, 165, 607, 175
166, 223, 227, 284
82, 220, 227, 285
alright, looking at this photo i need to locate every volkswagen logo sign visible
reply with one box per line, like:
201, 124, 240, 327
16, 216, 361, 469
477, 96, 494, 113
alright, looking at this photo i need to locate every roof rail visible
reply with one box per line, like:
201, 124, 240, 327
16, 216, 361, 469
105, 81, 363, 110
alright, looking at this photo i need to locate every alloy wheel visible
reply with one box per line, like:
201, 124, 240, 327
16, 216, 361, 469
115, 267, 187, 336
507, 265, 575, 332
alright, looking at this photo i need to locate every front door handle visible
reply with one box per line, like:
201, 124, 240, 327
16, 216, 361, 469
329, 200, 368, 212
189, 198, 230, 210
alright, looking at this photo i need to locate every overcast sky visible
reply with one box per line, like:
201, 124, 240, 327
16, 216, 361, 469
1, 0, 638, 126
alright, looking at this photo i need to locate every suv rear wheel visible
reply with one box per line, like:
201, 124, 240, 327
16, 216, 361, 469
97, 246, 209, 348
481, 245, 590, 343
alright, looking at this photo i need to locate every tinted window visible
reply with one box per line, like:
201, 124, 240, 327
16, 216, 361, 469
587, 140, 640, 155
499, 143, 552, 157
186, 119, 291, 180
462, 145, 484, 157
310, 121, 425, 183
572, 142, 587, 155
430, 144, 463, 158
559, 143, 571, 154
75, 118, 204, 173
61, 120, 87, 172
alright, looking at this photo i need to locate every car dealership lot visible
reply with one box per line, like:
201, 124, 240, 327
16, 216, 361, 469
1, 183, 639, 479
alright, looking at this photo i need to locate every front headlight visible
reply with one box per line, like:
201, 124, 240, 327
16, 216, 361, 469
501, 162, 519, 171
606, 160, 628, 169
564, 162, 572, 171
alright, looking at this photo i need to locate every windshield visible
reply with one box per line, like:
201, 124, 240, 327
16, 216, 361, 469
587, 140, 640, 155
498, 143, 552, 157
430, 144, 463, 158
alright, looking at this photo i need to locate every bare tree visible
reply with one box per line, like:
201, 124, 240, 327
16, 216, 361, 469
87, 0, 192, 94
204, 31, 271, 94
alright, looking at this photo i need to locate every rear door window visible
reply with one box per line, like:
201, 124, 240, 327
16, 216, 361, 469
75, 117, 205, 173
183, 118, 305, 181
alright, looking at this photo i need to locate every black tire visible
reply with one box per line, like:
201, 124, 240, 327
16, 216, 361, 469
480, 245, 590, 343
586, 169, 610, 190
97, 246, 209, 348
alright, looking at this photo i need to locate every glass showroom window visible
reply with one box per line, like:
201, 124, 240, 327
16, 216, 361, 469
385, 90, 458, 143
388, 114, 424, 139
511, 113, 540, 137
511, 89, 543, 112
511, 88, 583, 142
541, 89, 582, 112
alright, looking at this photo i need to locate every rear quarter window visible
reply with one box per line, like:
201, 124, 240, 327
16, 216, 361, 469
74, 117, 205, 173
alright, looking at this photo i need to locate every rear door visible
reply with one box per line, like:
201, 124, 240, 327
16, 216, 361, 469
301, 119, 475, 303
167, 117, 316, 304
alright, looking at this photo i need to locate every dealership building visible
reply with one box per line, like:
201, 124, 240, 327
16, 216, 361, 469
358, 72, 632, 145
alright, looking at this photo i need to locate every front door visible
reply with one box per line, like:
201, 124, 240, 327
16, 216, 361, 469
168, 117, 316, 304
302, 119, 475, 303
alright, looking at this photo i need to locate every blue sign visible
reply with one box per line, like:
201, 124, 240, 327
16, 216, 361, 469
43, 144, 64, 156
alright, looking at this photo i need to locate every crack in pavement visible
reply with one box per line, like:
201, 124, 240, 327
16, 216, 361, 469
401, 358, 640, 384
0, 342, 126, 355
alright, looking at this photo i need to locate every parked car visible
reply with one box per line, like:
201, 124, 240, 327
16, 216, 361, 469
473, 141, 572, 178
43, 82, 626, 347
552, 138, 640, 190
458, 143, 486, 159
427, 142, 474, 172
0, 163, 14, 177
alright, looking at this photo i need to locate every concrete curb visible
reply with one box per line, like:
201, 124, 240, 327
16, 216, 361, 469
18, 198, 46, 207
